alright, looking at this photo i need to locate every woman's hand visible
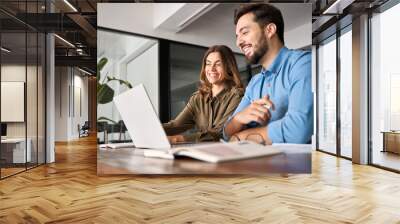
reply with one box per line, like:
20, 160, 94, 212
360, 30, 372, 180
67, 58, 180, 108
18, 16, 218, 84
167, 135, 185, 144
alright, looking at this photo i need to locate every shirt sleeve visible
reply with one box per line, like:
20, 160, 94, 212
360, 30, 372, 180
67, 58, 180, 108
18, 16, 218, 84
267, 52, 313, 143
163, 95, 196, 135
185, 90, 244, 142
222, 80, 255, 140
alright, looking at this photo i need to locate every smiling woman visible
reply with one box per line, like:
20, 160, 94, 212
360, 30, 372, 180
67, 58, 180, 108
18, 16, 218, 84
163, 45, 244, 143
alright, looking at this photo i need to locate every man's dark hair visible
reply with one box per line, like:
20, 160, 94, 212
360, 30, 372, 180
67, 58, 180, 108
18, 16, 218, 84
234, 3, 285, 44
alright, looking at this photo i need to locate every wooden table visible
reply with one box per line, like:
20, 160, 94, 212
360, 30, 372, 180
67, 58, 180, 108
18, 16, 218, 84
381, 131, 400, 154
97, 145, 312, 175
1, 138, 32, 166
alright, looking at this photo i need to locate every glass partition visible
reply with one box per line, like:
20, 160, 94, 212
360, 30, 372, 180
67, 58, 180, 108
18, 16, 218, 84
317, 36, 337, 155
339, 27, 352, 158
0, 2, 46, 179
1, 30, 28, 177
370, 2, 400, 171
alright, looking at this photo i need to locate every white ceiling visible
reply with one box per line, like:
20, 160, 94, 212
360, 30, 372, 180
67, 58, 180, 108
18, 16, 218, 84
98, 3, 312, 52
97, 29, 152, 60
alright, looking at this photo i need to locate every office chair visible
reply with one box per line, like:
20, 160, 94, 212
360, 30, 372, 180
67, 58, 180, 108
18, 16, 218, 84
79, 121, 90, 138
117, 120, 127, 141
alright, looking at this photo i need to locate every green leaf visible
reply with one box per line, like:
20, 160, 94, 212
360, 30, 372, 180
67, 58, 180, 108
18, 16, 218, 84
106, 76, 133, 89
97, 57, 108, 81
97, 116, 117, 124
119, 80, 133, 89
97, 83, 114, 104
106, 76, 113, 82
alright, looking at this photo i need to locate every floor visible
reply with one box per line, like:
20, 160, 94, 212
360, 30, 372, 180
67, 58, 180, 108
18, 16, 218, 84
1, 162, 44, 178
0, 167, 25, 177
372, 150, 400, 171
0, 136, 400, 223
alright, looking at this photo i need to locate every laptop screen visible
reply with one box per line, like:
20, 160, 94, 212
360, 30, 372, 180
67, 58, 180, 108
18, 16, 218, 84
113, 84, 171, 149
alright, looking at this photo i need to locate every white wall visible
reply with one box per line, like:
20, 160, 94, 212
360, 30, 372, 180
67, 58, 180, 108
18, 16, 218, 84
1, 65, 33, 137
55, 67, 68, 141
78, 75, 89, 128
71, 74, 89, 139
46, 32, 55, 163
97, 30, 157, 127
98, 3, 311, 52
153, 3, 185, 29
126, 43, 159, 114
285, 21, 312, 49
54, 67, 89, 141
1, 64, 46, 164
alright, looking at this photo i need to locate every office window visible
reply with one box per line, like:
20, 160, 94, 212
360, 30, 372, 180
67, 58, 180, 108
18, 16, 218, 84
339, 28, 352, 158
97, 29, 158, 143
317, 36, 337, 154
371, 2, 400, 171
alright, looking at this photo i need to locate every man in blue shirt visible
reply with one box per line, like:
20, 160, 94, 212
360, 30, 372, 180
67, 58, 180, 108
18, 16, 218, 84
223, 3, 313, 144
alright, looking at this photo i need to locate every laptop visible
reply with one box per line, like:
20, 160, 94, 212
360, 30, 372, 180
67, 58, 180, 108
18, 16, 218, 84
112, 84, 282, 162
113, 83, 178, 149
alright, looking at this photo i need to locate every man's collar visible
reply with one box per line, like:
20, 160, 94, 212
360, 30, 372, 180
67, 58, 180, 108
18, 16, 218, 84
261, 46, 288, 76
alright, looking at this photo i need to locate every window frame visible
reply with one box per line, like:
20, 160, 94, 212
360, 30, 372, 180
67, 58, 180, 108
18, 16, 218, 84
315, 21, 353, 161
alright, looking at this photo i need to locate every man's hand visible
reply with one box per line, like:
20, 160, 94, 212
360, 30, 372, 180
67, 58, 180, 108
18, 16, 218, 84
167, 135, 185, 144
253, 95, 275, 110
233, 95, 274, 126
229, 126, 272, 145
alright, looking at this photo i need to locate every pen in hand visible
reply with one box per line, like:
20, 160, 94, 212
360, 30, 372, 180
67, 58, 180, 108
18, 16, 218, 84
252, 95, 274, 110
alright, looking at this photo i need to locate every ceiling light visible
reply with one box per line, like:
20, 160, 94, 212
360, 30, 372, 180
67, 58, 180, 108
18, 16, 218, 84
323, 0, 355, 15
63, 0, 78, 12
76, 48, 85, 55
78, 67, 92, 76
178, 3, 218, 28
1, 47, 11, 53
54, 34, 75, 48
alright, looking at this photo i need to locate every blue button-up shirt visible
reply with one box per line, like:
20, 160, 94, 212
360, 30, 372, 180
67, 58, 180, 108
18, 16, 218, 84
223, 47, 313, 143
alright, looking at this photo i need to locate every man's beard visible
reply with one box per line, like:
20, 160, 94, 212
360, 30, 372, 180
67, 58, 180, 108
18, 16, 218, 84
247, 36, 268, 65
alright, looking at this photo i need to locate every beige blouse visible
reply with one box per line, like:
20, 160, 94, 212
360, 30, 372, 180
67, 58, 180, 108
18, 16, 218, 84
163, 87, 244, 142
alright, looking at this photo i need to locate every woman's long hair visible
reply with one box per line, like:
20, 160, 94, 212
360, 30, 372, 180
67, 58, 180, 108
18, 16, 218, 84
198, 45, 243, 96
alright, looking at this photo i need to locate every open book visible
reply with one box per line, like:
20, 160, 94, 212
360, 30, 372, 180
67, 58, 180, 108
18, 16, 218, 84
143, 141, 282, 163
99, 142, 136, 149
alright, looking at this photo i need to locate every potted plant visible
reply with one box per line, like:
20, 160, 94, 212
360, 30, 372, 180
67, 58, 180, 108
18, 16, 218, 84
97, 57, 132, 142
